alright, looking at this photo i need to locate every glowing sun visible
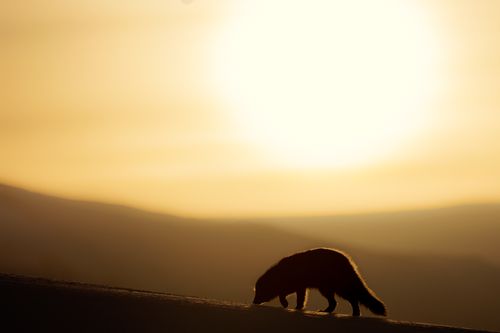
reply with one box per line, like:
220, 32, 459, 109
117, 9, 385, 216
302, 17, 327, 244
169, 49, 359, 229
213, 0, 440, 168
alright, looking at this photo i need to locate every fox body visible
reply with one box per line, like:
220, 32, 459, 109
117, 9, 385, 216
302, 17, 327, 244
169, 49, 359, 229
253, 248, 386, 316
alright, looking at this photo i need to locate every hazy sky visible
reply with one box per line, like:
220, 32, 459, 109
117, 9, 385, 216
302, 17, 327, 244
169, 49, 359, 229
1, 0, 500, 217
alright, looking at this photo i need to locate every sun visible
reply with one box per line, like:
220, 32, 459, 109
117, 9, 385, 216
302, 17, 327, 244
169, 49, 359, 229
212, 0, 440, 169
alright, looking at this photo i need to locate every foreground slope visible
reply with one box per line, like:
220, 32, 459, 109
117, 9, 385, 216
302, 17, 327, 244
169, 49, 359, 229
2, 274, 495, 333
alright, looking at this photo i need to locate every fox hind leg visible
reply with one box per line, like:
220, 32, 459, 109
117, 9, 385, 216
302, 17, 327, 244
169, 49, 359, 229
348, 298, 360, 316
319, 288, 337, 313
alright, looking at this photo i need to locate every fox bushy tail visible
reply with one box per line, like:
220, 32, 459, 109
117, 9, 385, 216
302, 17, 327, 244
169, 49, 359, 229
359, 286, 387, 316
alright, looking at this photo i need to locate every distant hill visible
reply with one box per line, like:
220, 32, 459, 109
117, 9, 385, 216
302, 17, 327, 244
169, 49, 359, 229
2, 274, 494, 333
1, 183, 500, 331
258, 204, 500, 265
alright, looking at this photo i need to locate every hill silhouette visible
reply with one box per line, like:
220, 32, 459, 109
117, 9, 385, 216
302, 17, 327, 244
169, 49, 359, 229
1, 183, 500, 331
260, 204, 500, 265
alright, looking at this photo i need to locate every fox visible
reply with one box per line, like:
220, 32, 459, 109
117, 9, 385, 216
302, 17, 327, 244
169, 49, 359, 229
252, 248, 387, 316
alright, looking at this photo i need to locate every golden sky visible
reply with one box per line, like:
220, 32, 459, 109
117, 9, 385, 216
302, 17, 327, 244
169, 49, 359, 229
1, 0, 500, 217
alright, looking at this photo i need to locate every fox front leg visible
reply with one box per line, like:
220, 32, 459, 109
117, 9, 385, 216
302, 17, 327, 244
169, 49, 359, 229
295, 288, 306, 310
279, 294, 288, 308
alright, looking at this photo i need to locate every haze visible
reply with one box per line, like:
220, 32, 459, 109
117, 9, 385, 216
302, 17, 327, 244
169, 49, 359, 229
1, 0, 500, 217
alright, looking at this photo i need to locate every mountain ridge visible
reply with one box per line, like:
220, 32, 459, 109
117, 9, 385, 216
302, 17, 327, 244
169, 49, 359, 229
1, 182, 500, 331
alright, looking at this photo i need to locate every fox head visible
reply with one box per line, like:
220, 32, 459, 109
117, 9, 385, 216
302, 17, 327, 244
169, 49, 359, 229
252, 274, 279, 305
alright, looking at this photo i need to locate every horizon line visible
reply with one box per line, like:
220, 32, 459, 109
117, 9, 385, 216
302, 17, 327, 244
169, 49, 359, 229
2, 180, 500, 221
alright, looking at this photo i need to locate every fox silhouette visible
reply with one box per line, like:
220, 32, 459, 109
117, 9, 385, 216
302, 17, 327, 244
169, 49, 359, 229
253, 248, 387, 316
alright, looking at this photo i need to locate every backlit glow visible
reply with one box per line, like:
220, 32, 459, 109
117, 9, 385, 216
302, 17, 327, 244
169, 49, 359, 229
213, 0, 440, 168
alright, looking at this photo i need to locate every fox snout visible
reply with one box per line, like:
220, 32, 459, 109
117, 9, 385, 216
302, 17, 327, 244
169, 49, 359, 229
252, 295, 263, 305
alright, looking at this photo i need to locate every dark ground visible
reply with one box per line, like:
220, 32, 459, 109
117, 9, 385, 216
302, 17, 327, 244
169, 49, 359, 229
1, 274, 495, 333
